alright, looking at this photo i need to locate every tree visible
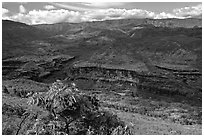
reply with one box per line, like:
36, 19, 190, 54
23, 80, 132, 135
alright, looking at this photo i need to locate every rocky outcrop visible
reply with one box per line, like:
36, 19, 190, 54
2, 54, 75, 81
67, 65, 201, 99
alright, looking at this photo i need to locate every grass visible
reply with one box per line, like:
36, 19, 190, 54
81, 81, 202, 127
103, 107, 202, 135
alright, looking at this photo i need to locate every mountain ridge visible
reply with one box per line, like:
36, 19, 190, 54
2, 17, 202, 135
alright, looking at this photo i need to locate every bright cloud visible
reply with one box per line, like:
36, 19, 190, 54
82, 8, 157, 21
44, 5, 56, 10
19, 5, 26, 13
5, 9, 82, 24
2, 8, 10, 20
2, 8, 9, 15
2, 4, 202, 25
154, 12, 177, 19
173, 4, 202, 18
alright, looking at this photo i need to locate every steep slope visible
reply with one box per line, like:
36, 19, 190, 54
2, 20, 50, 59
3, 20, 49, 42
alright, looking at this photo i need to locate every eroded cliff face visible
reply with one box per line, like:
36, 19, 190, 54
66, 64, 201, 99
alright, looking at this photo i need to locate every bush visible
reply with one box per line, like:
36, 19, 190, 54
24, 80, 132, 135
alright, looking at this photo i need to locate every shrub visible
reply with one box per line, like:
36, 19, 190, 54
24, 80, 132, 135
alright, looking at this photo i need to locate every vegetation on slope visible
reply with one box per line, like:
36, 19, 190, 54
3, 80, 132, 135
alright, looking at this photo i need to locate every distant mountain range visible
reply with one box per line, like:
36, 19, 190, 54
2, 18, 202, 73
33, 18, 202, 35
3, 18, 202, 39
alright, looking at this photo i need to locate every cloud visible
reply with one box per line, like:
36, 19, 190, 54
2, 8, 10, 20
2, 4, 202, 25
154, 12, 177, 19
19, 8, 162, 24
19, 5, 26, 13
2, 8, 9, 15
52, 3, 96, 11
44, 5, 56, 10
81, 8, 178, 21
79, 2, 124, 8
173, 4, 202, 18
4, 9, 82, 24
81, 8, 156, 21
52, 2, 126, 11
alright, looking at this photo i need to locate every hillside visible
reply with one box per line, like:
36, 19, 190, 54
2, 20, 50, 59
34, 18, 202, 34
2, 18, 202, 135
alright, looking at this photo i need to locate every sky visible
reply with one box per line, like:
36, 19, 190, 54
2, 2, 202, 25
